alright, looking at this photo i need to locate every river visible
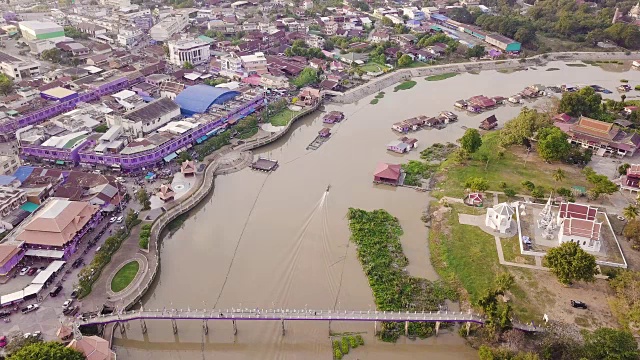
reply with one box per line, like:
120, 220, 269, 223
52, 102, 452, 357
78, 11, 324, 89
113, 61, 640, 359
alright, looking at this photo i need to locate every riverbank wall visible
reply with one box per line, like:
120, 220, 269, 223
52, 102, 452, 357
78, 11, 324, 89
119, 101, 322, 311
331, 51, 640, 104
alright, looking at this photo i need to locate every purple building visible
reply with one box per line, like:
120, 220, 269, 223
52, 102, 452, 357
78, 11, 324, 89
0, 244, 25, 277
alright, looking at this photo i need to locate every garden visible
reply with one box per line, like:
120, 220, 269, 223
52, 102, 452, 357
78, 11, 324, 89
110, 261, 140, 293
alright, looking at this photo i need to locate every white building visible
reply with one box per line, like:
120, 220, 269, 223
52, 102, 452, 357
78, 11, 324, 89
240, 52, 267, 75
556, 202, 602, 252
18, 21, 65, 41
150, 13, 189, 41
259, 74, 289, 89
306, 34, 325, 48
168, 39, 211, 66
117, 27, 142, 48
0, 154, 19, 176
220, 53, 244, 78
403, 7, 426, 20
109, 97, 181, 137
485, 203, 514, 234
0, 52, 40, 80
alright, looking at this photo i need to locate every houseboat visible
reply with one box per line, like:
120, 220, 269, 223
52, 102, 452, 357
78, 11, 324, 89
392, 121, 410, 133
439, 111, 458, 122
318, 127, 331, 137
468, 95, 496, 110
399, 136, 418, 150
323, 111, 345, 124
508, 95, 522, 104
467, 104, 483, 113
561, 84, 578, 92
424, 117, 442, 127
387, 140, 409, 154
617, 84, 632, 92
480, 115, 498, 130
454, 100, 467, 109
492, 96, 506, 105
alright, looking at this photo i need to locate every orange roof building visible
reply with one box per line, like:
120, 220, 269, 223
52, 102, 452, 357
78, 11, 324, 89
562, 116, 640, 157
157, 184, 175, 202
181, 160, 196, 176
12, 198, 99, 254
67, 335, 115, 360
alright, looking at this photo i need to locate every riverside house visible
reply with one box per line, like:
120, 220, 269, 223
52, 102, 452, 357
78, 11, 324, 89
392, 121, 410, 133
387, 140, 409, 154
480, 115, 498, 130
373, 162, 403, 186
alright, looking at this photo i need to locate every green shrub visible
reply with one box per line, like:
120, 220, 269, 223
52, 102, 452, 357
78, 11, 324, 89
356, 334, 364, 345
348, 336, 358, 348
341, 337, 350, 354
521, 180, 535, 192
334, 348, 343, 360
635, 85, 640, 91
621, 79, 629, 83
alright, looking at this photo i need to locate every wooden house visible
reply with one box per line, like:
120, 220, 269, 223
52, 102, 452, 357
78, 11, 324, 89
480, 115, 498, 130
392, 121, 410, 133
318, 127, 331, 137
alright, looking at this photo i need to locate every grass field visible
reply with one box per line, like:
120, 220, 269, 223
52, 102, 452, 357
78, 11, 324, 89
268, 108, 300, 126
501, 235, 536, 265
110, 261, 140, 293
394, 80, 417, 92
437, 132, 589, 198
360, 62, 385, 73
426, 73, 457, 81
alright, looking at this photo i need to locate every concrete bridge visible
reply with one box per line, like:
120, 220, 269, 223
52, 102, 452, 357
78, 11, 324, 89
80, 308, 542, 338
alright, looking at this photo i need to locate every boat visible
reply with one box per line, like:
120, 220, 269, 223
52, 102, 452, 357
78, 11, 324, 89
326, 184, 331, 192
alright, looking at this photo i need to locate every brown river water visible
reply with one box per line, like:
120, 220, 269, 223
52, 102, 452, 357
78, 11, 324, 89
113, 62, 640, 359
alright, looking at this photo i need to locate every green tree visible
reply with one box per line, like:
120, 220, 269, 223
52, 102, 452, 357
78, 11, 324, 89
618, 163, 631, 176
464, 177, 489, 192
460, 128, 483, 153
0, 73, 13, 95
292, 67, 319, 88
499, 107, 551, 146
177, 151, 192, 164
41, 48, 62, 63
381, 17, 393, 27
504, 188, 516, 198
558, 86, 603, 118
531, 186, 546, 199
94, 124, 108, 133
537, 127, 571, 162
623, 219, 640, 245
397, 54, 413, 67
623, 205, 639, 221
183, 61, 194, 69
124, 208, 140, 229
544, 241, 599, 285
583, 167, 618, 197
521, 180, 535, 192
582, 327, 640, 360
494, 272, 514, 293
136, 189, 151, 211
553, 168, 566, 182
9, 341, 85, 360
466, 44, 486, 58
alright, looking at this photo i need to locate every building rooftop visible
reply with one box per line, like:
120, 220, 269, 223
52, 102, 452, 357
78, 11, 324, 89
123, 97, 180, 123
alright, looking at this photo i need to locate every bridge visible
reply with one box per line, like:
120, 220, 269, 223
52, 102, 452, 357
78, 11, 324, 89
78, 308, 542, 337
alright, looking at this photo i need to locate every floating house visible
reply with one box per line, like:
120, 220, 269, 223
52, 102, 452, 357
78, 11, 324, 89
424, 117, 442, 127
318, 127, 331, 138
508, 95, 522, 104
480, 115, 498, 130
387, 140, 409, 153
439, 111, 458, 122
322, 111, 344, 124
468, 95, 496, 109
454, 100, 467, 109
251, 158, 279, 172
392, 121, 410, 133
399, 136, 418, 149
373, 162, 402, 186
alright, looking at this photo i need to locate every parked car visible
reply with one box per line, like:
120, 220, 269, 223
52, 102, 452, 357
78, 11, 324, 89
0, 335, 6, 348
116, 216, 123, 223
109, 217, 117, 223
19, 267, 29, 276
23, 331, 41, 339
26, 267, 37, 276
72, 258, 83, 268
571, 300, 587, 309
49, 285, 63, 297
21, 304, 39, 314
63, 306, 79, 316
62, 299, 73, 310
70, 290, 79, 299
0, 311, 11, 318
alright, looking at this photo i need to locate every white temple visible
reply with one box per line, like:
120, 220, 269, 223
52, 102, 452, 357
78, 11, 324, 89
485, 202, 514, 234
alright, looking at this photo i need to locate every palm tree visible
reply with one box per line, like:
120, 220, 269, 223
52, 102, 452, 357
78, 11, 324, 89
553, 168, 566, 183
623, 205, 639, 221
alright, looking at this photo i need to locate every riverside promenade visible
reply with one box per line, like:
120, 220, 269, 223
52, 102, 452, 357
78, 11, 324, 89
331, 51, 640, 104
83, 101, 322, 317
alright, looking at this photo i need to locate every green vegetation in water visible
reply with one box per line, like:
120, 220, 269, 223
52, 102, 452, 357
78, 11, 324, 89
401, 160, 437, 186
566, 63, 588, 67
393, 80, 417, 92
370, 98, 379, 105
375, 92, 385, 99
347, 208, 455, 342
425, 73, 457, 81
110, 261, 140, 293
621, 79, 629, 83
420, 142, 457, 161
635, 85, 640, 91
546, 68, 560, 71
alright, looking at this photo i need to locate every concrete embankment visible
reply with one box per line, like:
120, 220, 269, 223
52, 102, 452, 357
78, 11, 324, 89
331, 51, 640, 104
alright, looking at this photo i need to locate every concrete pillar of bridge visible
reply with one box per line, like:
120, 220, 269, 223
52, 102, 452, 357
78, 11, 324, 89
465, 322, 471, 337
120, 323, 126, 335
435, 321, 441, 337
140, 319, 147, 334
281, 320, 285, 336
405, 321, 409, 336
171, 319, 178, 334
203, 320, 209, 335
374, 321, 377, 335
232, 320, 237, 335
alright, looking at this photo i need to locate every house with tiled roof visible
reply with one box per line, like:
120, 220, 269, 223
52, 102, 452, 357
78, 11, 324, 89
559, 116, 640, 157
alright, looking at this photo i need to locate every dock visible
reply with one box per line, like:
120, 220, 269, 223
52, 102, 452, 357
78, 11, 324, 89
306, 136, 329, 150
251, 158, 279, 172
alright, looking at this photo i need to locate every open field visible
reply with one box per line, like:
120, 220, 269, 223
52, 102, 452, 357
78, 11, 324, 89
501, 235, 536, 265
436, 132, 590, 198
268, 108, 301, 126
360, 62, 386, 73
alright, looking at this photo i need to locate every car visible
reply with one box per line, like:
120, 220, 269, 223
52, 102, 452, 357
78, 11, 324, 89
70, 289, 79, 299
62, 299, 73, 309
49, 285, 63, 297
109, 217, 117, 223
116, 216, 123, 223
23, 331, 41, 339
571, 300, 587, 309
63, 306, 79, 316
72, 258, 83, 268
0, 311, 10, 318
21, 304, 39, 314
26, 267, 37, 276
0, 335, 6, 348
19, 267, 29, 276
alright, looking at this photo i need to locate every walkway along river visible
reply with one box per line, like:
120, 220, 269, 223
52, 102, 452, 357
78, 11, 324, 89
113, 60, 640, 360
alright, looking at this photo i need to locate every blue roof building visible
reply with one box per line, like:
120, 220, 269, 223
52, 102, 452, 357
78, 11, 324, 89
13, 166, 34, 183
175, 85, 240, 115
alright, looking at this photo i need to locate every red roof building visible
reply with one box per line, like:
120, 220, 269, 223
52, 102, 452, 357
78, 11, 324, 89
373, 163, 402, 186
625, 164, 640, 188
557, 202, 597, 221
